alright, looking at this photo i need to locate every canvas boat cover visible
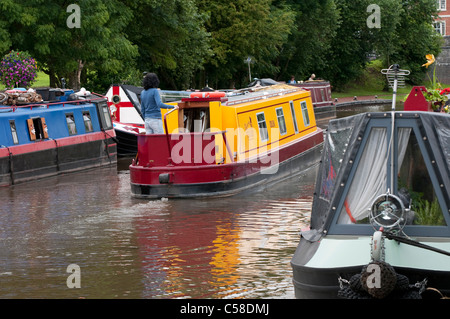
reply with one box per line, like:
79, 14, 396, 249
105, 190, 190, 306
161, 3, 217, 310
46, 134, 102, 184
303, 112, 450, 242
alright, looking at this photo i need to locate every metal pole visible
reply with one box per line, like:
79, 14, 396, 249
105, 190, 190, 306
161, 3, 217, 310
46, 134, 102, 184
391, 64, 399, 111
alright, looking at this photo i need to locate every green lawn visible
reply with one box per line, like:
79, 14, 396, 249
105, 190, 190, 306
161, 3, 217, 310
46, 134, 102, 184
0, 71, 50, 90
331, 85, 414, 102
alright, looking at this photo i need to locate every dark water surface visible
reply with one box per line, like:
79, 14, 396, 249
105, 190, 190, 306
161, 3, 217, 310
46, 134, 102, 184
0, 103, 390, 299
0, 158, 319, 299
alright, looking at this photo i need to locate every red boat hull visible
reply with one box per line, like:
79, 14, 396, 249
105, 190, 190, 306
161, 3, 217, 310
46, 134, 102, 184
130, 129, 323, 198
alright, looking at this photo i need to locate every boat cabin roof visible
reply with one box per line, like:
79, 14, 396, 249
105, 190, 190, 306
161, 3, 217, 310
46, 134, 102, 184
0, 95, 111, 147
304, 111, 450, 241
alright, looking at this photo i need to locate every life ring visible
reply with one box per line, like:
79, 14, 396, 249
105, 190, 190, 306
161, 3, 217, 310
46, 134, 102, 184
190, 91, 226, 99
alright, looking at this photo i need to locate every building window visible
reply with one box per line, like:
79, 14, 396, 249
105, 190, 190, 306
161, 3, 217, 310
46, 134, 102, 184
65, 113, 77, 135
276, 107, 287, 135
437, 0, 446, 11
83, 111, 93, 132
256, 112, 268, 142
434, 21, 446, 36
301, 101, 310, 126
9, 120, 19, 144
289, 101, 298, 134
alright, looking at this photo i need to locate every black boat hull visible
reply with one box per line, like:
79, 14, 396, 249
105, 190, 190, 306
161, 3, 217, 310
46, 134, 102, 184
0, 133, 117, 186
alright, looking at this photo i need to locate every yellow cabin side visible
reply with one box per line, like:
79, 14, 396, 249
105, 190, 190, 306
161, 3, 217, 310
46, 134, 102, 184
221, 90, 316, 163
159, 89, 317, 165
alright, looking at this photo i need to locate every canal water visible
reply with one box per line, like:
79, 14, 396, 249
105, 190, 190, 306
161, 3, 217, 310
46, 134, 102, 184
0, 103, 393, 299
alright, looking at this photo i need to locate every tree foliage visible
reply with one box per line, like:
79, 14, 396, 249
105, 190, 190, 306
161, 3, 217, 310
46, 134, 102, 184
125, 0, 211, 90
195, 0, 295, 89
0, 0, 443, 92
274, 0, 339, 83
0, 0, 138, 90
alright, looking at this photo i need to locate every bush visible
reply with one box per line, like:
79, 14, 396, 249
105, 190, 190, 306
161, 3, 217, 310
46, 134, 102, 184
0, 50, 38, 89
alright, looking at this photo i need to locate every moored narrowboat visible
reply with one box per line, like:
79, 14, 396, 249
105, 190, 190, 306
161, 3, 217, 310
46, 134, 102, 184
106, 80, 334, 156
0, 88, 117, 186
291, 108, 450, 299
129, 84, 324, 198
105, 84, 190, 156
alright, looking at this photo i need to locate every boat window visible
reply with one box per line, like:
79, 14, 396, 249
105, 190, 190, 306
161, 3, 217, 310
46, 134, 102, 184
320, 89, 325, 101
289, 101, 298, 133
9, 120, 19, 144
83, 111, 93, 132
436, 125, 450, 170
125, 89, 141, 109
101, 104, 112, 129
95, 100, 113, 130
256, 112, 268, 142
397, 128, 446, 226
301, 101, 310, 126
336, 125, 447, 227
319, 126, 353, 201
338, 127, 388, 224
276, 107, 287, 135
65, 113, 77, 135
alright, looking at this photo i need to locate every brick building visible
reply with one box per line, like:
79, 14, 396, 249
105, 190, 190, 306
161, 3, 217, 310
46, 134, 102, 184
434, 0, 450, 84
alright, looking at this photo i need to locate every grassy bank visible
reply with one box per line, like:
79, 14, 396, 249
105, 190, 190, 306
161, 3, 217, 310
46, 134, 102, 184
0, 71, 49, 90
331, 60, 414, 101
331, 85, 413, 102
331, 59, 450, 102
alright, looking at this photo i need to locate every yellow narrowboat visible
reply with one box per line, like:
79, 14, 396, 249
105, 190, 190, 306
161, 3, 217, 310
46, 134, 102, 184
129, 84, 324, 198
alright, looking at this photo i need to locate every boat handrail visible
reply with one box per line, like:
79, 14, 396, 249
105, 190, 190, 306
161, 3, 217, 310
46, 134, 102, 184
163, 107, 178, 163
225, 88, 301, 106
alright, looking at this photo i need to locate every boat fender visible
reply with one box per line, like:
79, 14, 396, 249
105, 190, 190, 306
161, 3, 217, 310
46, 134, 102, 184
338, 261, 426, 299
371, 230, 384, 261
0, 93, 7, 104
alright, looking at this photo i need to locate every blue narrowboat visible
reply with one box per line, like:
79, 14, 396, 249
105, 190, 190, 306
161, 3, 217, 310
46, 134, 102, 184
0, 89, 117, 185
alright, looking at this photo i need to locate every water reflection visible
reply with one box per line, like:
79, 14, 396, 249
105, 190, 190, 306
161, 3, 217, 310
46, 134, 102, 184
0, 158, 316, 299
0, 103, 396, 299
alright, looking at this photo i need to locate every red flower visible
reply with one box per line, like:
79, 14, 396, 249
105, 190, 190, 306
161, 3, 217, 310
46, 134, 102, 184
440, 87, 450, 95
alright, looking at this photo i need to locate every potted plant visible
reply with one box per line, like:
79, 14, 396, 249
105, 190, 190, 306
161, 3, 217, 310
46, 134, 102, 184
424, 88, 448, 111
422, 54, 448, 112
0, 50, 38, 89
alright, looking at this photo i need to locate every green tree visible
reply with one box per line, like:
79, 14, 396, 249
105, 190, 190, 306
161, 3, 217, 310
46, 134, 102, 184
388, 0, 442, 84
195, 0, 295, 89
125, 0, 211, 90
0, 0, 138, 91
324, 0, 442, 89
320, 0, 374, 90
275, 0, 339, 83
